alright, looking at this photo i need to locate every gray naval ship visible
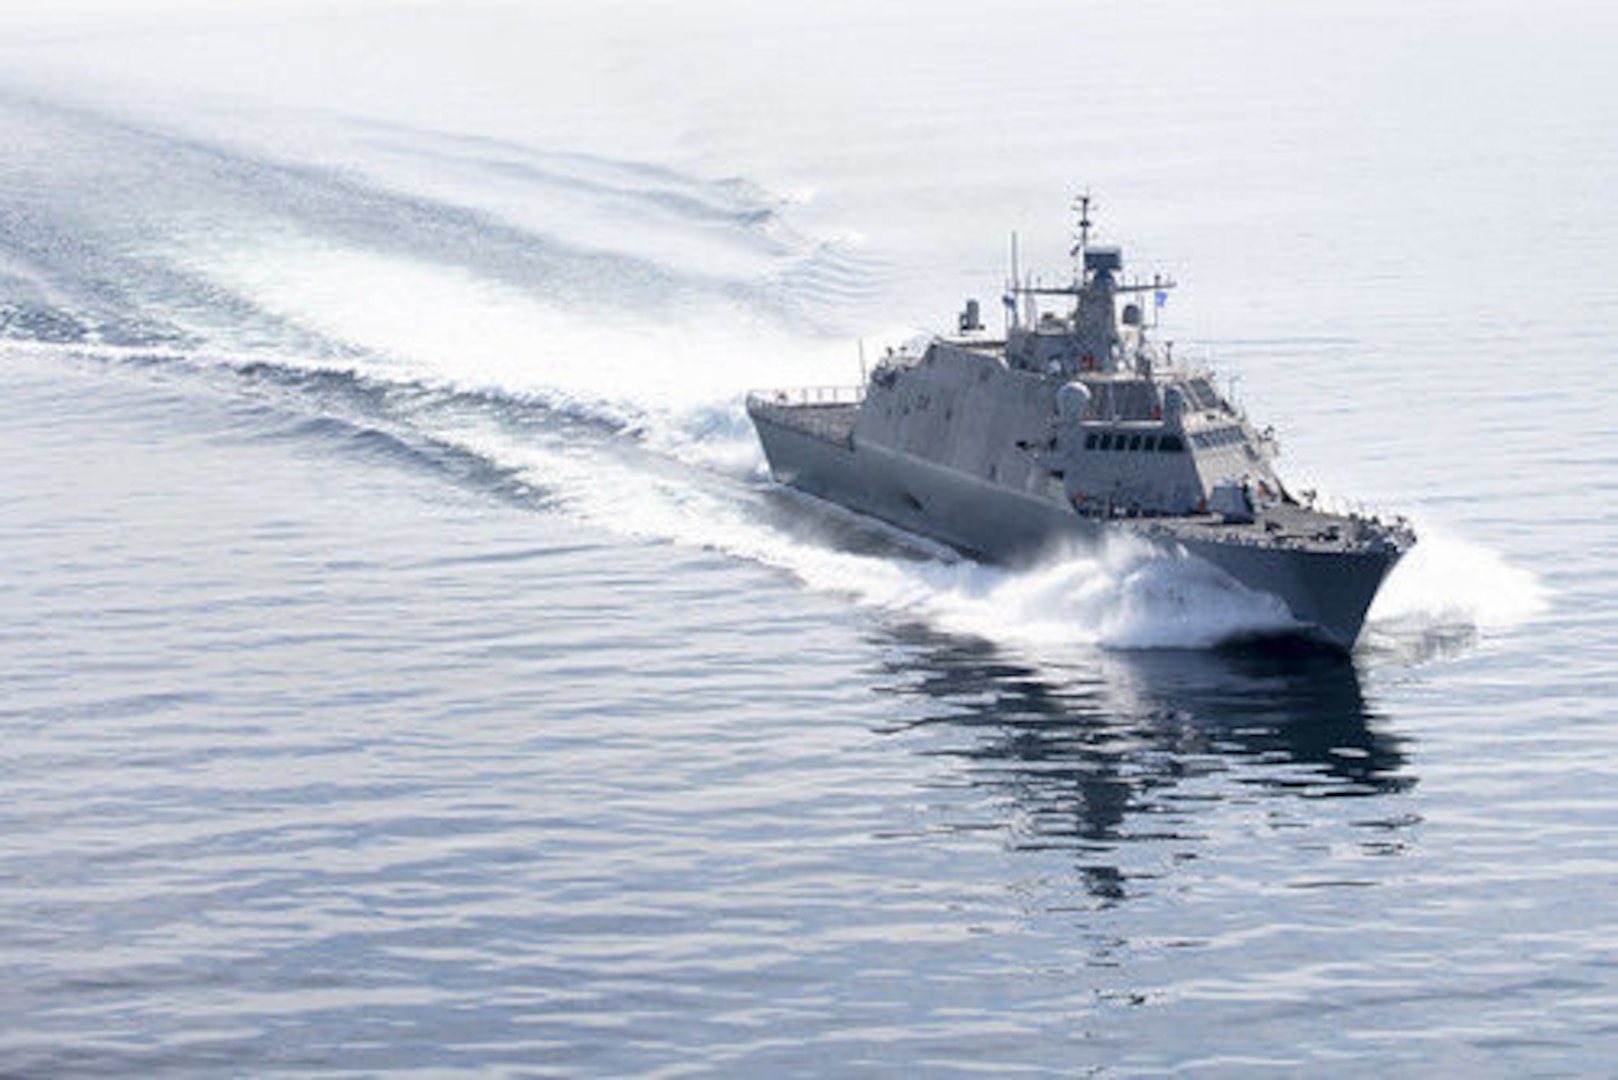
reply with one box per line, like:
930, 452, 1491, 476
747, 198, 1414, 648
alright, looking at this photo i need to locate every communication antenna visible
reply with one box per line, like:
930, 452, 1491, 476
1006, 230, 1021, 332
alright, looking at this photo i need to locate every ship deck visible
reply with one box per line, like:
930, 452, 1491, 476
1129, 503, 1411, 558
746, 393, 860, 447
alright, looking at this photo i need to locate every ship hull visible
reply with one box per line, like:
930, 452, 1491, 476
753, 411, 1099, 561
1171, 532, 1399, 649
752, 412, 1398, 649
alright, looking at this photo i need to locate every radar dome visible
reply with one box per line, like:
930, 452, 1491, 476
1057, 381, 1092, 421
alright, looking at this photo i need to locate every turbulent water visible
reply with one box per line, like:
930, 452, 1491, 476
2, 2, 1614, 1075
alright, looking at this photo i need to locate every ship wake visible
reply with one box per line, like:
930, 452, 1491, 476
0, 87, 1545, 660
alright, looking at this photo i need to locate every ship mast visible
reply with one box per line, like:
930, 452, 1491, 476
1072, 191, 1093, 288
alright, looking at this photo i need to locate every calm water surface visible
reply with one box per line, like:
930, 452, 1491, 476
2, 2, 1615, 1075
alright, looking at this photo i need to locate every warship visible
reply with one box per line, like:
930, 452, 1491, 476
746, 197, 1414, 649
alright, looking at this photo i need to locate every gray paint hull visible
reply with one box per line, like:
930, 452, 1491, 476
1171, 532, 1398, 648
753, 414, 1397, 649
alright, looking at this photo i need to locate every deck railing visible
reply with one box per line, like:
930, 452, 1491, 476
746, 385, 865, 408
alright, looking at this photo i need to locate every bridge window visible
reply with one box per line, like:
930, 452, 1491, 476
1187, 378, 1219, 410
1159, 434, 1185, 452
1085, 433, 1099, 450
1098, 433, 1112, 450
1144, 435, 1158, 451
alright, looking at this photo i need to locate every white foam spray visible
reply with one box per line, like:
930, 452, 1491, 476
1367, 520, 1549, 631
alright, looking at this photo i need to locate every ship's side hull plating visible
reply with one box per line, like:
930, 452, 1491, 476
753, 412, 1098, 563
752, 413, 1397, 649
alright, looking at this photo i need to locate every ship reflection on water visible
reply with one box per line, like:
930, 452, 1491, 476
873, 628, 1414, 906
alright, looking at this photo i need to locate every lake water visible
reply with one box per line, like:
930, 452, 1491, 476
2, 2, 1614, 1075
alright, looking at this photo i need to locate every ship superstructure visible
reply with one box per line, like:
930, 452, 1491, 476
747, 198, 1413, 648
